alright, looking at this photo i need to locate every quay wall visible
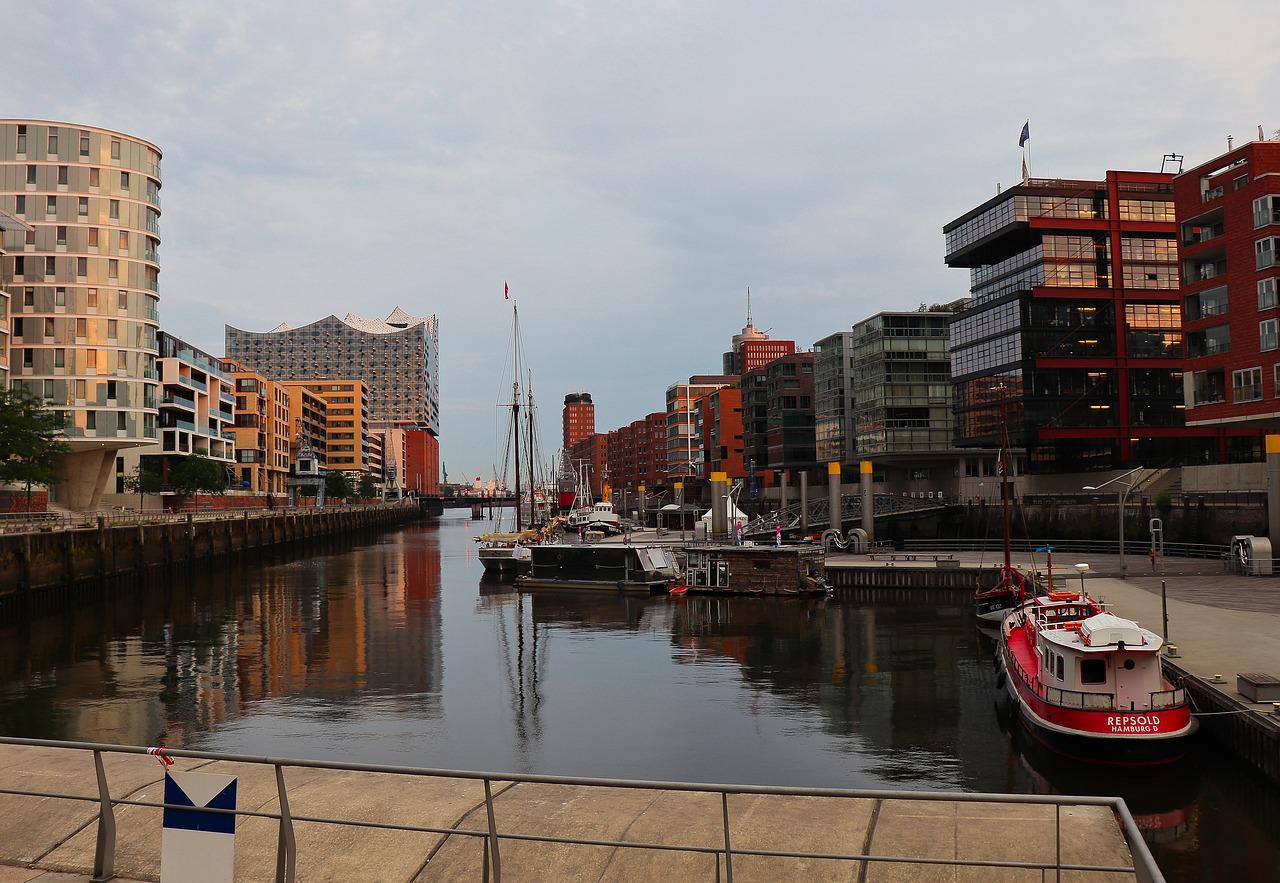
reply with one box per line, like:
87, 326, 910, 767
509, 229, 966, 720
826, 563, 1000, 601
1167, 662, 1280, 786
0, 503, 420, 611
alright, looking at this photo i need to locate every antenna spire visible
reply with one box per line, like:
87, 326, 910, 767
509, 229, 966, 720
746, 286, 752, 326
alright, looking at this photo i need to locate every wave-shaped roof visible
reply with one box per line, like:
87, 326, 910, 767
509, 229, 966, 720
238, 308, 437, 336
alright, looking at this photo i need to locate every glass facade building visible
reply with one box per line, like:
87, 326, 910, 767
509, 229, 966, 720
0, 120, 163, 510
225, 307, 439, 436
850, 312, 954, 456
944, 172, 1210, 472
813, 331, 855, 464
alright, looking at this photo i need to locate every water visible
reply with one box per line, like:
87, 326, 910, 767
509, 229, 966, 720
0, 516, 1276, 881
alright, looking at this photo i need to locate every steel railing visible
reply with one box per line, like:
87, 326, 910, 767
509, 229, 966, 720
0, 736, 1164, 883
901, 537, 1230, 560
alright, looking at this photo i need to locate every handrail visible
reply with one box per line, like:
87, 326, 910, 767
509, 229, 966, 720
0, 736, 1165, 883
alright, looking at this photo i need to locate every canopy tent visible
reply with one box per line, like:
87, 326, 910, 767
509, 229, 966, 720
702, 504, 749, 528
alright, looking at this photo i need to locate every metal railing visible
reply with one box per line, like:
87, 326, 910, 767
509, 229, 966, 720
901, 538, 1230, 560
1150, 688, 1186, 710
0, 736, 1165, 883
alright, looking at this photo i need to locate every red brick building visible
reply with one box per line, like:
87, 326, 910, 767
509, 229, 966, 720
701, 387, 745, 479
1178, 140, 1280, 460
404, 429, 440, 496
602, 411, 669, 494
568, 431, 607, 499
562, 392, 595, 451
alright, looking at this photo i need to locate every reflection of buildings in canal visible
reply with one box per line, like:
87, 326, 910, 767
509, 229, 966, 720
0, 531, 445, 747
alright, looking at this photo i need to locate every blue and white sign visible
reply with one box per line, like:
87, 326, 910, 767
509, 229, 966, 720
161, 770, 238, 883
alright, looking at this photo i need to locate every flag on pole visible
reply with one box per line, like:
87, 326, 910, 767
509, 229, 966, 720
1021, 156, 1029, 184
997, 450, 1006, 476
1018, 122, 1030, 147
504, 281, 509, 300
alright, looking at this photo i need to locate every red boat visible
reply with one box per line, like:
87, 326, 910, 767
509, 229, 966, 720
998, 590, 1196, 763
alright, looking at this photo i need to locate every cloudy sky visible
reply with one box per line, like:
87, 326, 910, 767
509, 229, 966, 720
11, 2, 1276, 478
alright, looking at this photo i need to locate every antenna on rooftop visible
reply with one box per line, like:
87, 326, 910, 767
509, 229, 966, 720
746, 286, 752, 326
1227, 134, 1234, 150
1161, 153, 1184, 174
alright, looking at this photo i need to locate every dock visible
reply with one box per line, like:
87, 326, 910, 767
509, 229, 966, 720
0, 740, 1151, 882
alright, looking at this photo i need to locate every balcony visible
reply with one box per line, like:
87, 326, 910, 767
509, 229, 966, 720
1202, 185, 1225, 203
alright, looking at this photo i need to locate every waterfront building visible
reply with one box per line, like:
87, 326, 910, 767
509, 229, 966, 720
813, 331, 856, 465
225, 307, 439, 435
280, 380, 371, 474
849, 309, 960, 495
600, 411, 668, 496
763, 352, 817, 478
0, 209, 31, 387
943, 171, 1210, 473
1177, 139, 1280, 461
562, 392, 595, 451
114, 332, 234, 498
665, 375, 736, 479
367, 432, 385, 487
0, 120, 163, 510
281, 382, 328, 466
221, 358, 290, 495
721, 298, 795, 375
403, 428, 440, 496
700, 386, 745, 480
568, 431, 607, 499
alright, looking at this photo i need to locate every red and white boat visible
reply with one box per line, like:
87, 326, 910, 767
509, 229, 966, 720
998, 590, 1196, 763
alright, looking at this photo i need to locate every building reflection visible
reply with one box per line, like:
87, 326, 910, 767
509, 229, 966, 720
0, 532, 443, 747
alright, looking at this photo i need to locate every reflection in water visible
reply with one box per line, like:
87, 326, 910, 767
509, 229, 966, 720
0, 517, 1275, 881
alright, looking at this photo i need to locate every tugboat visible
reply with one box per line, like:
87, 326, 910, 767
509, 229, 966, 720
998, 589, 1196, 763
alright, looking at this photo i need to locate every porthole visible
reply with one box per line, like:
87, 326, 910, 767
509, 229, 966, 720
1123, 659, 1136, 670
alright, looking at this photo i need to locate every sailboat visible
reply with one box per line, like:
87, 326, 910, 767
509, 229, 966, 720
974, 393, 1033, 622
477, 302, 550, 575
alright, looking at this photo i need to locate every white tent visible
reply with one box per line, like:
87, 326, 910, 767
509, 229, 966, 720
701, 504, 749, 529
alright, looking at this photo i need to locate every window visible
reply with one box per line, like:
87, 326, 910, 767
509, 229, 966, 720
86, 349, 97, 369
110, 140, 120, 160
76, 257, 87, 277
55, 288, 66, 307
117, 412, 127, 432
23, 288, 33, 307
1264, 320, 1280, 353
79, 131, 90, 156
118, 291, 128, 310
1055, 654, 1064, 681
45, 195, 56, 216
107, 320, 118, 339
26, 164, 36, 185
1080, 658, 1106, 685
88, 288, 98, 308
47, 132, 57, 154
108, 259, 118, 280
1260, 279, 1277, 311
86, 411, 96, 431
119, 171, 129, 190
89, 167, 99, 188
75, 318, 86, 338
88, 227, 99, 247
117, 351, 127, 370
54, 349, 64, 368
1234, 174, 1249, 190
43, 318, 54, 337
1257, 236, 1280, 270
57, 165, 68, 185
118, 231, 128, 250
16, 124, 26, 153
1254, 195, 1280, 228
15, 195, 25, 216
44, 256, 55, 277
56, 225, 67, 246
1233, 366, 1263, 402
77, 196, 88, 217
22, 350, 32, 370
75, 380, 85, 400
109, 199, 120, 220
42, 380, 54, 400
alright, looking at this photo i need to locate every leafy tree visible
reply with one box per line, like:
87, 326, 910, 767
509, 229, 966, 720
0, 386, 68, 509
170, 454, 228, 496
324, 471, 352, 502
357, 473, 378, 500
122, 464, 164, 509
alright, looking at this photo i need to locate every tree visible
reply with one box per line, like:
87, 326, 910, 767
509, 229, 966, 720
0, 386, 68, 510
324, 471, 352, 502
357, 473, 378, 500
169, 454, 229, 497
122, 464, 165, 510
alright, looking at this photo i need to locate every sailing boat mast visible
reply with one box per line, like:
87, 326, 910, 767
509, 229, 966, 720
513, 380, 522, 532
999, 392, 1011, 573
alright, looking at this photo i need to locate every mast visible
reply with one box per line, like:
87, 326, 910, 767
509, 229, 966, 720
526, 369, 537, 522
513, 380, 522, 532
999, 393, 1011, 572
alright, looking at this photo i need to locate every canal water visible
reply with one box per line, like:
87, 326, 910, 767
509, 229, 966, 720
0, 516, 1275, 881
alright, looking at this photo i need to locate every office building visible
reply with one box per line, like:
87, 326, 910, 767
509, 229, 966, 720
1, 120, 163, 510
403, 428, 440, 496
700, 386, 745, 479
225, 307, 438, 435
563, 392, 595, 450
944, 171, 1208, 472
665, 375, 736, 479
281, 382, 328, 466
222, 358, 291, 495
722, 307, 795, 374
814, 331, 856, 464
280, 380, 371, 474
1178, 140, 1280, 460
763, 351, 816, 476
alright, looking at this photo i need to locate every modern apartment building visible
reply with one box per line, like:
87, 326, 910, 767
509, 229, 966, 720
601, 411, 668, 495
225, 307, 439, 435
562, 392, 595, 450
1177, 140, 1280, 460
665, 375, 736, 479
281, 383, 328, 465
762, 352, 816, 476
849, 310, 959, 494
568, 431, 607, 498
221, 357, 290, 495
404, 428, 440, 496
0, 120, 163, 510
0, 209, 30, 386
700, 386, 745, 480
282, 380, 371, 474
944, 171, 1209, 473
721, 306, 796, 375
115, 333, 233, 496
813, 331, 855, 465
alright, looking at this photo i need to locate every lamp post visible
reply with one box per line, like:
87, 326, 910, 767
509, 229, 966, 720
1082, 467, 1144, 578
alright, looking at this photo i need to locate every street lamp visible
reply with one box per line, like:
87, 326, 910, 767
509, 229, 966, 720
1082, 467, 1144, 577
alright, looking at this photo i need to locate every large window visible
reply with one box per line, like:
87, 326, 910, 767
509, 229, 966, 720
1257, 236, 1280, 270
1233, 366, 1263, 402
1260, 279, 1277, 311
1254, 195, 1280, 228
1263, 320, 1280, 353
1187, 325, 1231, 357
1186, 285, 1228, 320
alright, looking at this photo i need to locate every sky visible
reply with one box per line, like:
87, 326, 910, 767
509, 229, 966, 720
9, 1, 1279, 479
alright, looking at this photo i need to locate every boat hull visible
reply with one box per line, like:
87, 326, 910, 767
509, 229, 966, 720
478, 548, 530, 575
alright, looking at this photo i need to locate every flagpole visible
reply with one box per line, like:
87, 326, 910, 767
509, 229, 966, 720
1026, 120, 1033, 179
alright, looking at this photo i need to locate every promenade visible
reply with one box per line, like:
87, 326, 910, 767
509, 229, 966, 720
0, 743, 1142, 882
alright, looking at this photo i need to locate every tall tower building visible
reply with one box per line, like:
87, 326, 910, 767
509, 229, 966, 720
722, 290, 794, 374
0, 121, 162, 510
562, 392, 595, 450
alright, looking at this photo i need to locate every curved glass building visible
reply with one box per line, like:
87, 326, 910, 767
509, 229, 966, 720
0, 120, 162, 510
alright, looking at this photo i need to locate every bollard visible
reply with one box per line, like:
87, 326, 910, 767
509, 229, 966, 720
827, 462, 842, 535
711, 472, 729, 539
799, 472, 809, 535
860, 460, 874, 542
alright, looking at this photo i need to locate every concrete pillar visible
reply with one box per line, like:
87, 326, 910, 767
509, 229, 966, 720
799, 472, 809, 534
1269, 435, 1280, 542
828, 462, 842, 534
675, 481, 685, 539
860, 460, 874, 541
780, 469, 789, 512
638, 485, 647, 525
711, 471, 729, 538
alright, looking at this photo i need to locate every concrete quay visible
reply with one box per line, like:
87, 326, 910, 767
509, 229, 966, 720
0, 744, 1143, 882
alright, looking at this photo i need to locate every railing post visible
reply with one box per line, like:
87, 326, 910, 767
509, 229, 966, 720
483, 778, 502, 882
482, 834, 490, 883
720, 791, 734, 883
90, 750, 116, 883
1054, 803, 1061, 883
275, 764, 296, 883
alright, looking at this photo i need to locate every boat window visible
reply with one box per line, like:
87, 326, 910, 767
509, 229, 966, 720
1123, 659, 1136, 670
1055, 655, 1064, 681
1080, 658, 1106, 684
